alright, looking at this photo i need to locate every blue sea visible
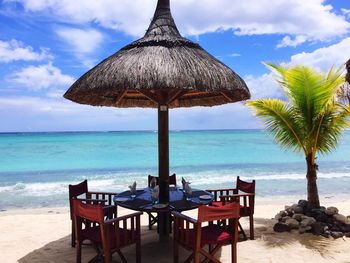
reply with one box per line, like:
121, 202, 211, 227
0, 130, 350, 210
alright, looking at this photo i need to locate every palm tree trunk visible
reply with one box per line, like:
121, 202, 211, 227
306, 153, 320, 208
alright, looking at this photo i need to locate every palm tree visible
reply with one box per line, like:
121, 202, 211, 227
247, 63, 350, 208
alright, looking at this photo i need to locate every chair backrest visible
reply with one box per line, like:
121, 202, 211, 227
236, 176, 255, 194
148, 173, 177, 187
69, 180, 88, 219
73, 199, 104, 223
198, 202, 240, 223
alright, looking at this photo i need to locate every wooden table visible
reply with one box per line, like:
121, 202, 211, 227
114, 187, 213, 240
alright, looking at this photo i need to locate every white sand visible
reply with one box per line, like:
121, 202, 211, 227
0, 195, 349, 263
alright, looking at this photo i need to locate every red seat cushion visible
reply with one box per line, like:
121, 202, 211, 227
81, 225, 136, 248
183, 224, 232, 247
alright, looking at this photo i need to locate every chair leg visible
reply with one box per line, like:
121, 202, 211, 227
136, 240, 141, 263
148, 213, 152, 230
231, 242, 237, 263
194, 249, 200, 263
76, 241, 82, 263
117, 250, 127, 263
238, 222, 247, 240
71, 220, 76, 247
249, 215, 254, 240
173, 239, 179, 263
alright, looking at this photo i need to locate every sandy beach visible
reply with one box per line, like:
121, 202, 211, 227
0, 195, 349, 263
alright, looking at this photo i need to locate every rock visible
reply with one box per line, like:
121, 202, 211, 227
325, 206, 339, 216
273, 222, 291, 232
275, 211, 288, 220
330, 225, 341, 232
333, 214, 348, 224
343, 224, 350, 232
320, 206, 326, 212
285, 218, 300, 229
310, 209, 329, 223
311, 222, 324, 235
298, 200, 308, 208
281, 216, 291, 223
285, 204, 297, 215
292, 205, 304, 214
300, 216, 316, 227
292, 213, 303, 222
330, 231, 344, 239
344, 232, 350, 238
299, 226, 312, 234
322, 231, 331, 238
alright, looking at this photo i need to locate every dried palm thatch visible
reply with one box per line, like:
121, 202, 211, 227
64, 0, 250, 108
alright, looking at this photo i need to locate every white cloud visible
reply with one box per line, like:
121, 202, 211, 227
55, 27, 104, 67
229, 53, 241, 57
244, 73, 283, 99
56, 27, 104, 54
341, 8, 350, 17
11, 0, 349, 46
243, 37, 350, 102
171, 104, 257, 130
0, 96, 77, 113
0, 39, 51, 63
7, 62, 75, 90
277, 35, 307, 48
287, 37, 350, 71
0, 95, 159, 132
46, 89, 66, 98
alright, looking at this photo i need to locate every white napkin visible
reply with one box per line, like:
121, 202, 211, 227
151, 185, 159, 200
150, 177, 157, 188
129, 181, 137, 194
184, 182, 192, 195
181, 177, 187, 190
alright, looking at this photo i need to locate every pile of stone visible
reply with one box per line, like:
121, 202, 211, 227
274, 200, 350, 238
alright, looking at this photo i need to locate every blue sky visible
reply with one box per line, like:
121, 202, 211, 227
1, 0, 350, 132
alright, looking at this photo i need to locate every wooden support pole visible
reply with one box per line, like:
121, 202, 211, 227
158, 99, 170, 239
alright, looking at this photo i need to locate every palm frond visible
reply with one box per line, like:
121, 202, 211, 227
315, 104, 350, 154
246, 99, 306, 154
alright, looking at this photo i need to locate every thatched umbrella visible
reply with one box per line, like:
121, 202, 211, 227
64, 0, 250, 236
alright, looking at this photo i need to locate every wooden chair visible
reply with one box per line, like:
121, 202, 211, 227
73, 199, 142, 263
69, 180, 118, 247
172, 202, 240, 263
206, 176, 255, 240
147, 173, 176, 230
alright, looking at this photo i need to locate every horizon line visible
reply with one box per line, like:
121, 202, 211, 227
0, 128, 263, 134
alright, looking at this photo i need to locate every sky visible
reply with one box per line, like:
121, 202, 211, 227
0, 0, 350, 132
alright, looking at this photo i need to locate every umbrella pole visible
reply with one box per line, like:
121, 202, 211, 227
158, 104, 170, 239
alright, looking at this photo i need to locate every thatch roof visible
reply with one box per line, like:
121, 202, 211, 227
346, 59, 350, 84
64, 0, 250, 108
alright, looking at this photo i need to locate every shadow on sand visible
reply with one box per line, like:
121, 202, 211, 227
253, 217, 344, 258
18, 225, 225, 263
20, 217, 339, 263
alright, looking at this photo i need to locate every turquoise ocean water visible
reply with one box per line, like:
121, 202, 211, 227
0, 130, 350, 210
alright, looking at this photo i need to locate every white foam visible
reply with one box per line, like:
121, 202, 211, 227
178, 171, 350, 185
0, 171, 349, 197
